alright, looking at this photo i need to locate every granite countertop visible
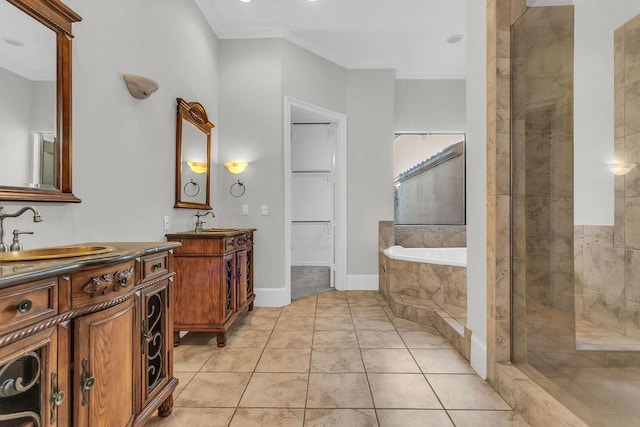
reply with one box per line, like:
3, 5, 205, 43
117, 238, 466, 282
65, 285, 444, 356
165, 228, 256, 239
0, 241, 180, 287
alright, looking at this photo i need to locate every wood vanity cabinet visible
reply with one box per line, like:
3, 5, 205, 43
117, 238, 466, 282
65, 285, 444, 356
0, 244, 178, 427
166, 229, 255, 347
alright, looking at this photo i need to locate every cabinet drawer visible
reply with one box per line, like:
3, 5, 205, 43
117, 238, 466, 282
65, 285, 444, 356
224, 237, 235, 252
0, 278, 57, 336
141, 252, 169, 282
71, 260, 135, 309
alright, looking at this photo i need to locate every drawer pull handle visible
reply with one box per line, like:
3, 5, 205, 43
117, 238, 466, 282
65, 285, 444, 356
80, 359, 95, 406
152, 262, 163, 270
17, 299, 32, 314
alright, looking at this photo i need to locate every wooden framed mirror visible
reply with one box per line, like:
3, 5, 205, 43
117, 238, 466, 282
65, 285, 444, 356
0, 0, 81, 202
175, 98, 213, 210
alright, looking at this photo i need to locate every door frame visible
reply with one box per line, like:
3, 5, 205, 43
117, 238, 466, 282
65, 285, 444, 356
284, 97, 347, 299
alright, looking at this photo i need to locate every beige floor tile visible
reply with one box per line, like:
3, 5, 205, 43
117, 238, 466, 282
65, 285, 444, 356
376, 409, 454, 427
275, 316, 316, 330
399, 330, 453, 349
356, 330, 406, 348
174, 372, 251, 407
315, 316, 355, 331
313, 330, 360, 348
224, 330, 271, 348
304, 409, 378, 427
173, 345, 215, 372
311, 348, 365, 372
229, 408, 304, 427
368, 373, 442, 409
200, 347, 263, 372
350, 306, 390, 318
348, 298, 382, 307
178, 332, 219, 345
173, 371, 196, 398
267, 330, 314, 348
361, 348, 420, 373
146, 408, 235, 427
316, 305, 352, 317
317, 291, 348, 300
255, 348, 311, 372
291, 296, 318, 306
236, 315, 278, 331
250, 306, 283, 317
239, 373, 308, 408
281, 304, 317, 317
317, 298, 350, 307
353, 317, 396, 331
306, 373, 374, 408
426, 374, 511, 410
410, 349, 475, 374
392, 318, 433, 332
447, 410, 528, 426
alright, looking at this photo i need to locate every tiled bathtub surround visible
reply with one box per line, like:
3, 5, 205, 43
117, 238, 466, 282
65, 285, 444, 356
395, 225, 467, 248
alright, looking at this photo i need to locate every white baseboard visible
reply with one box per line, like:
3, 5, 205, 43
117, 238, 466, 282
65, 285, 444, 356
254, 287, 291, 307
470, 335, 487, 379
345, 274, 379, 291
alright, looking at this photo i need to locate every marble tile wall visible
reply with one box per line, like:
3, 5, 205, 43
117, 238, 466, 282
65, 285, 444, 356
394, 225, 467, 248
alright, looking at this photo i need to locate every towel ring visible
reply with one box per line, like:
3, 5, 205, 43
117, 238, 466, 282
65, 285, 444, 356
230, 180, 246, 197
183, 179, 201, 197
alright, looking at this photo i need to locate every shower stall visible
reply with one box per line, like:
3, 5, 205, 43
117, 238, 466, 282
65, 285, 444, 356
511, 3, 640, 425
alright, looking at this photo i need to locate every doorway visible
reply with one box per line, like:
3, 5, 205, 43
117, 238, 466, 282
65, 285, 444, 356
284, 97, 347, 301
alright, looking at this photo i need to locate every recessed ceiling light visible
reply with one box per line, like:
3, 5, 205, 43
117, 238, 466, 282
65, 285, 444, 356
2, 37, 24, 47
446, 34, 464, 44
239, 0, 252, 3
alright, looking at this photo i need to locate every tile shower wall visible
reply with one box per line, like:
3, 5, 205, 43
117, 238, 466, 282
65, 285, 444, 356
511, 5, 576, 367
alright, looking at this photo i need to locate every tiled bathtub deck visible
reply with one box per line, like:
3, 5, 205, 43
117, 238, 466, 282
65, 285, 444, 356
147, 291, 527, 426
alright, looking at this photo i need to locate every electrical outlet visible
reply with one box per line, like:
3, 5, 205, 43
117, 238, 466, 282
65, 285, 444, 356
242, 205, 249, 215
163, 215, 170, 231
261, 205, 268, 216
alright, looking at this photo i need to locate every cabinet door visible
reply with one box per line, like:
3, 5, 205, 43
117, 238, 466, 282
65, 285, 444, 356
246, 247, 254, 303
235, 250, 247, 311
0, 327, 60, 427
73, 298, 138, 427
223, 254, 236, 320
140, 279, 171, 408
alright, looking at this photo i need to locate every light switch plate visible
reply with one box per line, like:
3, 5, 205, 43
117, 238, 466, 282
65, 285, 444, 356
163, 215, 170, 231
242, 205, 249, 215
261, 205, 268, 216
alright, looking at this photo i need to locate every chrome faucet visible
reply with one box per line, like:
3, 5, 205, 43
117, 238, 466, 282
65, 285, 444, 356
194, 211, 214, 232
0, 206, 43, 252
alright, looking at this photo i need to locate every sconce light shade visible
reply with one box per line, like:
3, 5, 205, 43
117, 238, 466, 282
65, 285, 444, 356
122, 73, 159, 99
187, 161, 207, 174
607, 163, 637, 176
224, 161, 248, 174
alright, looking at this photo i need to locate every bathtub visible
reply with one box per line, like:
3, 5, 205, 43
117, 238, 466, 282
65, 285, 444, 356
382, 245, 467, 268
379, 245, 467, 313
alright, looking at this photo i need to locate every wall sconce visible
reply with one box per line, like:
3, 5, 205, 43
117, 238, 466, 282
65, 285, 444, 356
187, 161, 207, 174
122, 73, 159, 99
224, 161, 248, 197
607, 163, 637, 176
224, 161, 248, 174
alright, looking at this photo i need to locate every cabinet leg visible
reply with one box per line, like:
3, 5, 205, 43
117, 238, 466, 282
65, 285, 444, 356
158, 394, 174, 417
248, 301, 254, 311
216, 331, 227, 347
173, 331, 181, 347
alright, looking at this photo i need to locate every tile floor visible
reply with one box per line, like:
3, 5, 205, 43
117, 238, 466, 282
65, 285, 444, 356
148, 291, 528, 426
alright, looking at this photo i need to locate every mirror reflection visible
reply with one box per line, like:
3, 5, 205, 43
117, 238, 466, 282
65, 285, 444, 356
393, 133, 466, 225
175, 98, 213, 210
0, 1, 56, 189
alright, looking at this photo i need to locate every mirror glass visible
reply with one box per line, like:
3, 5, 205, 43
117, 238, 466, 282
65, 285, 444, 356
0, 0, 80, 202
175, 98, 213, 210
393, 133, 465, 225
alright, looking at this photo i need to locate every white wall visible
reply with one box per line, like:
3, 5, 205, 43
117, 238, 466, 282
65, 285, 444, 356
2, 0, 220, 247
346, 69, 396, 280
466, 0, 488, 378
395, 79, 466, 132
574, 0, 640, 225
